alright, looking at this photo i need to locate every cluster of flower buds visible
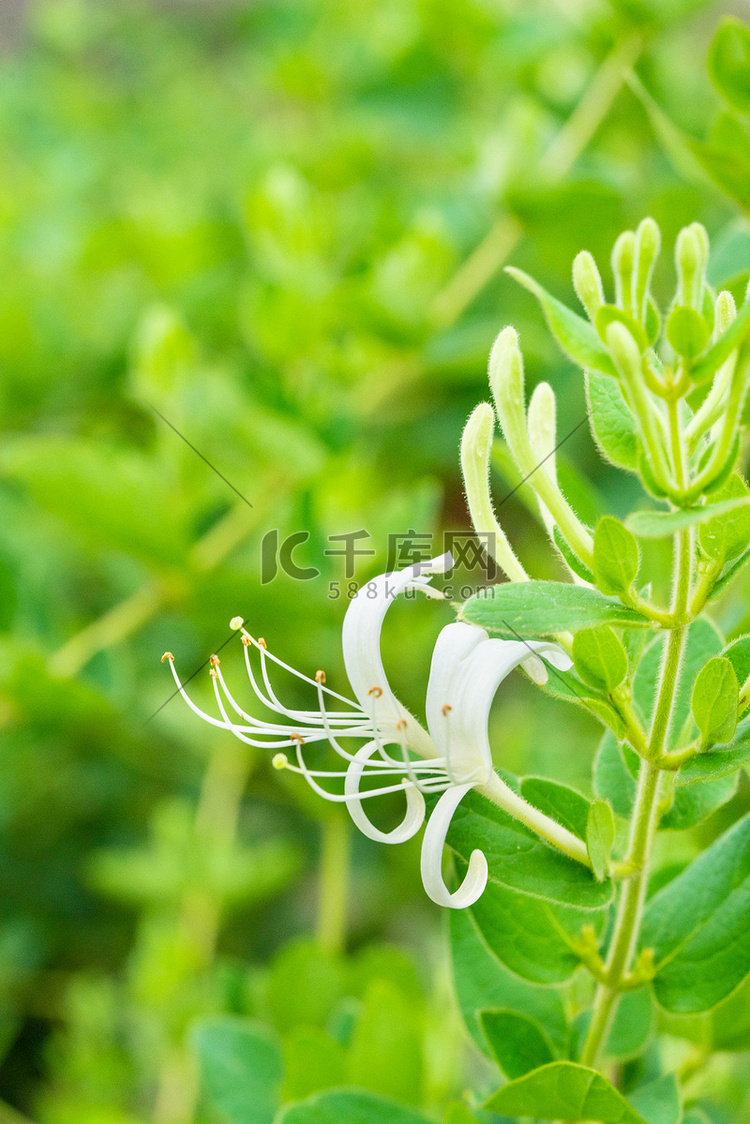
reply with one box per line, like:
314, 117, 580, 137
462, 220, 750, 583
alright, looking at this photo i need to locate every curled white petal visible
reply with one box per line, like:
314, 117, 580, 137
420, 783, 487, 908
341, 553, 452, 753
426, 623, 572, 783
344, 743, 427, 843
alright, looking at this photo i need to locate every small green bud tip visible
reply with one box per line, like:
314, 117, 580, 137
635, 216, 661, 260
527, 382, 556, 456
488, 326, 523, 397
690, 222, 709, 259
606, 320, 642, 377
716, 290, 737, 334
272, 753, 288, 770
230, 616, 244, 631
612, 230, 635, 313
676, 225, 707, 309
572, 251, 604, 321
462, 402, 494, 461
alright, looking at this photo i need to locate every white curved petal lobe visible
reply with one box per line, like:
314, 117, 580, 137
341, 552, 452, 751
425, 622, 571, 784
420, 783, 487, 908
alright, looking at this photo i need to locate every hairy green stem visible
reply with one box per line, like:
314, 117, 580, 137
580, 526, 691, 1069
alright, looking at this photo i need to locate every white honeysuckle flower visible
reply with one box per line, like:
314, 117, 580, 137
163, 553, 575, 908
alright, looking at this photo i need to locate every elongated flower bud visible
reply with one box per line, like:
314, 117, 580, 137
460, 403, 528, 583
676, 224, 708, 311
527, 381, 557, 537
572, 251, 605, 322
488, 326, 533, 475
606, 320, 642, 381
612, 230, 636, 316
632, 217, 660, 324
715, 289, 737, 335
527, 382, 556, 473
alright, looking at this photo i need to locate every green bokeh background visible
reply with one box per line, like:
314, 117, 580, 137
1, 0, 749, 1119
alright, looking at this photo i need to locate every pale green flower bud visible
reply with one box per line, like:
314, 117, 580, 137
527, 381, 557, 538
675, 224, 708, 310
460, 403, 528, 583
632, 217, 660, 324
611, 230, 635, 316
572, 251, 605, 322
527, 381, 556, 468
606, 320, 642, 381
716, 289, 737, 335
488, 326, 531, 472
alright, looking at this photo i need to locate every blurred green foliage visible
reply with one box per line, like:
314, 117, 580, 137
1, 0, 750, 1119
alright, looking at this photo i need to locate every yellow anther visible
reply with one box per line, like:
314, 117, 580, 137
257, 637, 267, 649
160, 651, 174, 663
229, 616, 244, 630
290, 733, 306, 744
442, 704, 452, 716
315, 669, 326, 684
209, 654, 220, 668
209, 668, 218, 679
242, 636, 251, 647
368, 686, 383, 698
396, 719, 407, 731
272, 753, 289, 770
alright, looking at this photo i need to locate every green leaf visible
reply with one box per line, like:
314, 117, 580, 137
282, 1028, 346, 1101
468, 881, 608, 984
660, 771, 738, 831
605, 989, 654, 1061
520, 777, 590, 840
461, 581, 649, 636
573, 627, 628, 692
442, 1104, 481, 1124
260, 940, 344, 1035
484, 1061, 646, 1122
586, 800, 615, 882
678, 732, 750, 784
506, 267, 617, 375
0, 436, 190, 568
276, 1090, 433, 1124
449, 908, 569, 1057
707, 971, 750, 1050
634, 620, 724, 754
191, 1017, 282, 1124
594, 731, 636, 817
698, 473, 750, 564
593, 517, 640, 597
347, 980, 423, 1106
445, 783, 610, 908
721, 636, 750, 705
586, 372, 639, 471
553, 524, 596, 582
708, 542, 750, 600
666, 306, 709, 360
628, 1076, 681, 1124
691, 656, 739, 746
642, 813, 750, 1012
596, 305, 649, 352
540, 663, 627, 736
627, 496, 750, 539
691, 295, 750, 384
709, 17, 750, 115
481, 1010, 555, 1078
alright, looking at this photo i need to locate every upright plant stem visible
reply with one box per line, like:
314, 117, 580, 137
580, 527, 691, 1068
316, 813, 350, 955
